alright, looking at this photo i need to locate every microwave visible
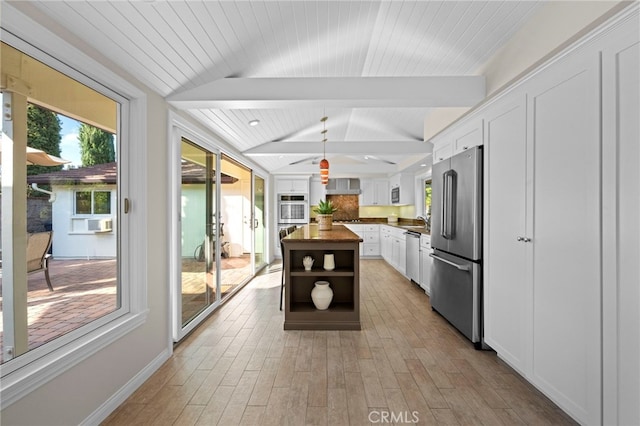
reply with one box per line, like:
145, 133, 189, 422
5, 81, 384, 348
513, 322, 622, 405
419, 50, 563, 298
391, 186, 400, 204
278, 194, 309, 224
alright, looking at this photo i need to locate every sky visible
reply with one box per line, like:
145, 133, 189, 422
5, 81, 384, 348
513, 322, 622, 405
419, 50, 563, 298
58, 114, 83, 168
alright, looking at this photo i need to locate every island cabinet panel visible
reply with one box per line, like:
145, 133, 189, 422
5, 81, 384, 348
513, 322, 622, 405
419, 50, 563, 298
282, 225, 362, 330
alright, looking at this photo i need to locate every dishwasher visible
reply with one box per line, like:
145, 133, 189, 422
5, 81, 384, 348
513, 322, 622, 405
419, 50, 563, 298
405, 231, 420, 283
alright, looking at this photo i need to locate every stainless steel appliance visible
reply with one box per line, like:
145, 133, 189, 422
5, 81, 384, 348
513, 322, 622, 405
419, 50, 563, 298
391, 186, 400, 204
430, 146, 485, 348
277, 194, 309, 224
405, 231, 420, 283
325, 178, 361, 195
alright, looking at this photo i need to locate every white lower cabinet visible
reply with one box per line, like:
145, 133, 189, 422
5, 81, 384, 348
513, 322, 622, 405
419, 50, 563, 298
362, 225, 380, 257
380, 225, 406, 276
344, 224, 364, 256
381, 226, 392, 262
390, 227, 406, 276
483, 11, 640, 425
419, 235, 431, 294
345, 224, 380, 257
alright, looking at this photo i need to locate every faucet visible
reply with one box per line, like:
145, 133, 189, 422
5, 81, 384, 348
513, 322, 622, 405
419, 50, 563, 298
417, 215, 430, 231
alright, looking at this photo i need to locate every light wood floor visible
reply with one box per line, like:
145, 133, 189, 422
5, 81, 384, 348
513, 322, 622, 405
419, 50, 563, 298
102, 259, 575, 425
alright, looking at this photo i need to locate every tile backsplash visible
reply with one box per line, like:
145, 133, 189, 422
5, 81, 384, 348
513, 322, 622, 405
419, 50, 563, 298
326, 195, 359, 220
309, 198, 417, 221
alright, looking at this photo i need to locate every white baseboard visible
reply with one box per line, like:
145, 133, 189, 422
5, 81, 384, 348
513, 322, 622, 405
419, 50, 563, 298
80, 348, 172, 426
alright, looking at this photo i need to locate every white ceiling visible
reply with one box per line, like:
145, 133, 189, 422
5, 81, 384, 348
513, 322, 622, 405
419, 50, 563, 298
9, 0, 543, 176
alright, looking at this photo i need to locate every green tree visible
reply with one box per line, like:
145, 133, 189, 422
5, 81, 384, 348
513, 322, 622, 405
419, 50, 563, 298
79, 123, 115, 166
27, 104, 62, 176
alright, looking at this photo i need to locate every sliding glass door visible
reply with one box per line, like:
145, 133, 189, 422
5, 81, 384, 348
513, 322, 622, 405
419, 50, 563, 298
173, 133, 267, 340
179, 139, 217, 326
253, 175, 267, 273
219, 154, 252, 301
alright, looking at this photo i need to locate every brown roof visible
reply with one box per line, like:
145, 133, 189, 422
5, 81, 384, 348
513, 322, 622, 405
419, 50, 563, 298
27, 162, 238, 185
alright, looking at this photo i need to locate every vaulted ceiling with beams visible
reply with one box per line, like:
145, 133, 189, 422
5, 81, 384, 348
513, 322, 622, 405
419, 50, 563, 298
7, 1, 543, 176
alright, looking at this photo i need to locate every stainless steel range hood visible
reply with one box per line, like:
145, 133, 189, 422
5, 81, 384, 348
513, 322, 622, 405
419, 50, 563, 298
325, 178, 361, 195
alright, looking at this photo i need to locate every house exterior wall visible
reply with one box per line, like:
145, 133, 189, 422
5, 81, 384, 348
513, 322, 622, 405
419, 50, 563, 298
49, 185, 117, 258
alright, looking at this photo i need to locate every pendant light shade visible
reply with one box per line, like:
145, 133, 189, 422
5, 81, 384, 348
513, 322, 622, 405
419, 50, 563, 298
320, 158, 329, 184
320, 116, 329, 185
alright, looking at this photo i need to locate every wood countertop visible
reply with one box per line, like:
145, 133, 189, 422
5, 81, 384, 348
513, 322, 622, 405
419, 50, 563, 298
283, 224, 363, 243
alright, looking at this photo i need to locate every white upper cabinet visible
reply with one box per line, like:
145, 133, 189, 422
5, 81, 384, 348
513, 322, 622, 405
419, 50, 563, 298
432, 138, 453, 164
452, 117, 484, 155
276, 177, 309, 194
389, 173, 414, 205
360, 179, 390, 206
431, 116, 483, 164
309, 177, 325, 204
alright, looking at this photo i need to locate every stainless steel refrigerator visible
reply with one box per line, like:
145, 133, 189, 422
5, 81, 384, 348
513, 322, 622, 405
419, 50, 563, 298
430, 146, 485, 348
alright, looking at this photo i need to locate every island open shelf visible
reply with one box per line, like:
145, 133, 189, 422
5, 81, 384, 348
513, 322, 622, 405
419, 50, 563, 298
281, 224, 362, 330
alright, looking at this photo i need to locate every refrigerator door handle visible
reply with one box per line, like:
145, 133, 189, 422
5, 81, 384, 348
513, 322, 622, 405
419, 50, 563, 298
430, 253, 470, 271
448, 170, 456, 238
440, 171, 448, 239
441, 170, 456, 239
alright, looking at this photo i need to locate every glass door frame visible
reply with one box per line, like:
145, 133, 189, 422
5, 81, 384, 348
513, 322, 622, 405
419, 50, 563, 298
252, 172, 268, 276
170, 124, 223, 341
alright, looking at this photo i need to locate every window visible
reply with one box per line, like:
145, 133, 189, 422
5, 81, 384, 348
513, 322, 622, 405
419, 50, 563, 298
424, 179, 432, 230
1, 20, 147, 408
75, 190, 112, 215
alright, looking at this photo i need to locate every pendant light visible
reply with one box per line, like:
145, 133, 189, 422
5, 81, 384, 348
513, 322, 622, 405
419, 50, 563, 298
320, 116, 329, 185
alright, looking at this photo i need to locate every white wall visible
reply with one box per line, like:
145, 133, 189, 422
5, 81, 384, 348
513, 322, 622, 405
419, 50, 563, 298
424, 1, 627, 140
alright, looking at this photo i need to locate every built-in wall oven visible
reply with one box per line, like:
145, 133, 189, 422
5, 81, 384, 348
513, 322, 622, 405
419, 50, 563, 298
391, 186, 400, 204
277, 194, 309, 224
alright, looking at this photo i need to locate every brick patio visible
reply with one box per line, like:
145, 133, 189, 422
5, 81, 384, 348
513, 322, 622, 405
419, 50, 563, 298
0, 255, 252, 364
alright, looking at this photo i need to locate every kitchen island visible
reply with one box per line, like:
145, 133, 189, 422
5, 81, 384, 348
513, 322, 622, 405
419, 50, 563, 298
281, 224, 363, 330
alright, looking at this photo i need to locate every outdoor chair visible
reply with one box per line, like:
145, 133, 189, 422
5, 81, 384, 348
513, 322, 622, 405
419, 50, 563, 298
27, 231, 54, 291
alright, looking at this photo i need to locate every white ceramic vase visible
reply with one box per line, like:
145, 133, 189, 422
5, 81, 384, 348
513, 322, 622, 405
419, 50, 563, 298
311, 281, 333, 310
323, 254, 335, 271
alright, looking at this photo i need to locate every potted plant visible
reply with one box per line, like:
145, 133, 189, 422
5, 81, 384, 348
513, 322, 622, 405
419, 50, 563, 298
313, 199, 338, 231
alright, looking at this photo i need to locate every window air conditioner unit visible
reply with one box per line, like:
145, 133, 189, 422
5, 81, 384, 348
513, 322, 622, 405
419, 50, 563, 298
100, 219, 113, 232
87, 218, 113, 232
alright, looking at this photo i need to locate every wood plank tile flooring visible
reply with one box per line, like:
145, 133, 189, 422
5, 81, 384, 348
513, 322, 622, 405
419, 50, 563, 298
102, 259, 576, 425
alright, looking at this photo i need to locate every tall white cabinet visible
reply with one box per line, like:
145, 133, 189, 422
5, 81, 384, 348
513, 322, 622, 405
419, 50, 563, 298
600, 12, 640, 426
474, 6, 638, 426
483, 92, 528, 373
528, 48, 601, 424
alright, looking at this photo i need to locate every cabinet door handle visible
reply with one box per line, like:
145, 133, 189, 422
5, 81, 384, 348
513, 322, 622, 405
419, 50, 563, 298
517, 236, 531, 242
462, 146, 469, 150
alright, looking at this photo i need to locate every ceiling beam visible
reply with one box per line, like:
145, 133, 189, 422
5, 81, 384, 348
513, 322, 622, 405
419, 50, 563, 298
244, 140, 430, 156
167, 76, 485, 109
274, 162, 400, 175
